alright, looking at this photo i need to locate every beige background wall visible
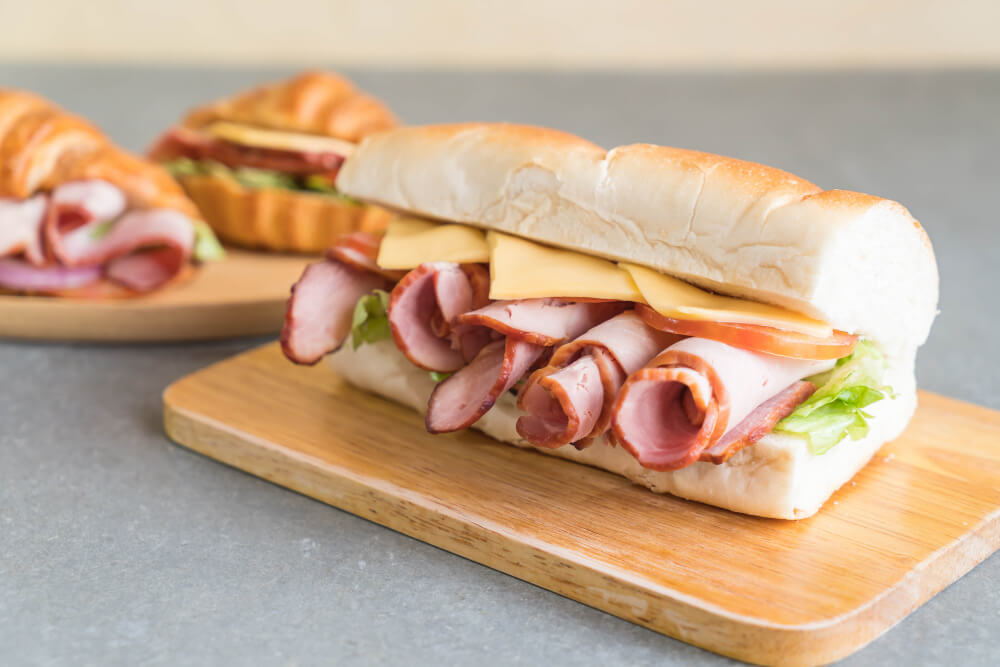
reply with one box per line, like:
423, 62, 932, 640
2, 0, 997, 68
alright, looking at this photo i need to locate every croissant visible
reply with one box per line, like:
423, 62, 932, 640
180, 70, 396, 143
149, 70, 397, 253
0, 90, 107, 199
0, 89, 216, 297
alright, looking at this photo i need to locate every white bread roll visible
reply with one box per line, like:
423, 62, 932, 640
336, 123, 938, 361
330, 339, 916, 520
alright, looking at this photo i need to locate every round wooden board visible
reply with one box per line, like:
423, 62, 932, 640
0, 249, 311, 342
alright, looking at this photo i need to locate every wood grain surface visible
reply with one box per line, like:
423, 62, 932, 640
0, 250, 310, 341
162, 343, 1000, 667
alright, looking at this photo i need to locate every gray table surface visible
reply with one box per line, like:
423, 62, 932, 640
1, 65, 997, 666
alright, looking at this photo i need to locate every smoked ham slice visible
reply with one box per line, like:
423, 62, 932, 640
426, 339, 544, 433
149, 126, 346, 179
425, 300, 626, 433
281, 259, 388, 365
516, 311, 682, 448
50, 180, 127, 223
611, 338, 832, 470
455, 299, 625, 346
387, 262, 491, 372
326, 231, 406, 281
0, 195, 47, 261
52, 208, 193, 266
700, 380, 817, 463
2, 181, 197, 294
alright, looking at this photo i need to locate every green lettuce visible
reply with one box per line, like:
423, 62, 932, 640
230, 166, 297, 190
88, 220, 115, 240
429, 371, 453, 383
162, 158, 357, 201
774, 340, 892, 455
350, 290, 392, 349
193, 220, 226, 262
301, 175, 361, 203
162, 157, 202, 177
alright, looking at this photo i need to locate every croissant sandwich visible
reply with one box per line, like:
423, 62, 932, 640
0, 89, 222, 297
149, 71, 397, 253
280, 123, 939, 519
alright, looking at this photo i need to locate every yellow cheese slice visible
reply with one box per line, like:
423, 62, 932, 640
207, 121, 356, 156
377, 217, 491, 269
620, 263, 833, 337
488, 232, 644, 302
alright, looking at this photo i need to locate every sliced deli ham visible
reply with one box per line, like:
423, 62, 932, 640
326, 231, 406, 281
281, 259, 388, 365
387, 262, 491, 372
426, 339, 544, 433
105, 247, 187, 293
455, 299, 626, 346
51, 180, 127, 222
149, 126, 346, 179
0, 195, 47, 260
0, 179, 202, 296
611, 337, 833, 471
43, 180, 128, 265
701, 380, 817, 463
425, 300, 627, 433
516, 311, 682, 448
50, 208, 193, 268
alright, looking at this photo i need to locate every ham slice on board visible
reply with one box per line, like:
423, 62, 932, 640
611, 337, 833, 471
425, 300, 627, 433
387, 262, 491, 372
516, 311, 683, 448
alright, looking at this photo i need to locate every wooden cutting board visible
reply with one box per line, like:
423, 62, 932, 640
162, 343, 1000, 667
0, 249, 309, 341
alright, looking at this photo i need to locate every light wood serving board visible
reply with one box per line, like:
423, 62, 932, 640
162, 343, 1000, 667
0, 249, 309, 342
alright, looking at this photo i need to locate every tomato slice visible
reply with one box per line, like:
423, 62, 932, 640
635, 304, 857, 360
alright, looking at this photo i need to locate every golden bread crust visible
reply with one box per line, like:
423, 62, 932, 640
180, 70, 397, 143
337, 122, 938, 352
176, 172, 392, 253
0, 88, 198, 216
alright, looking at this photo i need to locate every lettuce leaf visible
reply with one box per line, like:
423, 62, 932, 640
162, 158, 358, 201
429, 371, 453, 383
230, 166, 297, 190
350, 290, 392, 349
193, 220, 226, 262
162, 157, 202, 177
774, 340, 892, 455
89, 220, 115, 240
302, 174, 338, 193
302, 175, 361, 203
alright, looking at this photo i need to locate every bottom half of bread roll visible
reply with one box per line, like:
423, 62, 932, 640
328, 339, 917, 520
